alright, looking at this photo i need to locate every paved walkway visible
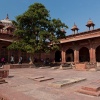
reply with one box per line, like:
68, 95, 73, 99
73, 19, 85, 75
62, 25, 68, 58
0, 67, 100, 100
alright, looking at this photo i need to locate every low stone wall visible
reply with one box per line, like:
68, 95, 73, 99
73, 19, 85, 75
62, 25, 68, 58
10, 64, 34, 69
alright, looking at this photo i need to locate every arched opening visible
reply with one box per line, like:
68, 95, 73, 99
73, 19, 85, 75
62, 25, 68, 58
66, 49, 74, 62
79, 47, 90, 62
96, 45, 100, 62
0, 46, 8, 63
55, 50, 61, 62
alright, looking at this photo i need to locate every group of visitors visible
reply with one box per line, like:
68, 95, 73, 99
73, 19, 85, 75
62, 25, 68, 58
10, 55, 23, 64
0, 55, 23, 67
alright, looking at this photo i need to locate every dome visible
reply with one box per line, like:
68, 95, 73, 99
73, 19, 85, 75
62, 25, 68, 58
1, 18, 12, 24
71, 23, 79, 31
0, 14, 13, 26
86, 19, 95, 27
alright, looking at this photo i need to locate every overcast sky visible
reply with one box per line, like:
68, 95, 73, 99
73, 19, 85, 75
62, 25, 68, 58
0, 0, 100, 35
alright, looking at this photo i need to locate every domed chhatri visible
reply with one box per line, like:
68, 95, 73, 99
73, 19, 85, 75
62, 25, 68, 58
0, 14, 13, 25
86, 19, 95, 30
71, 23, 79, 34
0, 14, 15, 34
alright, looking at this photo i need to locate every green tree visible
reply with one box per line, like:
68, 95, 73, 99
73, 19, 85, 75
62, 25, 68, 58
8, 3, 68, 64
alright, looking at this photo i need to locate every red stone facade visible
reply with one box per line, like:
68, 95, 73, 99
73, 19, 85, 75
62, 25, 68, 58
0, 16, 100, 64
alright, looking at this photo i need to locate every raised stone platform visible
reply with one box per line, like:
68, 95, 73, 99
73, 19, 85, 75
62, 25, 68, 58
77, 79, 100, 96
50, 77, 86, 88
29, 76, 54, 82
0, 69, 9, 78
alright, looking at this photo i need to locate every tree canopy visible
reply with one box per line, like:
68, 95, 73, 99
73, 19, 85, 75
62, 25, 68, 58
8, 3, 68, 55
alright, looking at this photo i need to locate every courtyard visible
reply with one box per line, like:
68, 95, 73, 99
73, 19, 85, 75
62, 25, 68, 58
0, 66, 100, 100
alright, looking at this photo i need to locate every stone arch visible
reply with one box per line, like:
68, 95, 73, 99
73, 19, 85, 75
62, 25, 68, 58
66, 49, 74, 62
79, 47, 90, 62
96, 45, 100, 62
55, 50, 61, 62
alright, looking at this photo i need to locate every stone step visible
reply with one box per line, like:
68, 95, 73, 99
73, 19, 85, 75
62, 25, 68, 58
0, 79, 5, 82
77, 79, 100, 96
33, 77, 54, 82
81, 84, 100, 92
28, 76, 44, 79
77, 89, 100, 96
0, 78, 7, 84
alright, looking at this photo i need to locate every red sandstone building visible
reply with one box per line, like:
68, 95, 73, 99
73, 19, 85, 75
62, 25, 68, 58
0, 15, 29, 63
0, 15, 100, 64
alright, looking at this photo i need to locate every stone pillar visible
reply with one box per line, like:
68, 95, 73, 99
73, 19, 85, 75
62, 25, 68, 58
89, 47, 93, 62
92, 48, 96, 62
61, 49, 66, 63
74, 49, 79, 63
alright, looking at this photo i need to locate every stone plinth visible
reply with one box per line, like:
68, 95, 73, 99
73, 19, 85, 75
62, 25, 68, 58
0, 69, 9, 78
50, 77, 86, 88
75, 63, 87, 70
77, 79, 100, 96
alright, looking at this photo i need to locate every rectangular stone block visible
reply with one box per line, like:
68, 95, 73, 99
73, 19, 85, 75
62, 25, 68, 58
77, 89, 100, 96
77, 79, 100, 96
0, 69, 9, 78
50, 77, 86, 88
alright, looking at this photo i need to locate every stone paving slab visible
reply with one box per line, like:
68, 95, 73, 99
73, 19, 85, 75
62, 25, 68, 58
0, 86, 37, 100
49, 77, 86, 88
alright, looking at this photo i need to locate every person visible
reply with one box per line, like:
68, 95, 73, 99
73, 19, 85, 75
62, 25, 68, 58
1, 57, 5, 67
18, 56, 23, 64
10, 55, 14, 64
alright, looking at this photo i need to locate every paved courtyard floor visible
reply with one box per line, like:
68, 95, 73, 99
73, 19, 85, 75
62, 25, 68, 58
0, 67, 100, 100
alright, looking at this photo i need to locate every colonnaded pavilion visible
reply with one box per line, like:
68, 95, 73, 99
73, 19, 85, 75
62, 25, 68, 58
0, 15, 100, 64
